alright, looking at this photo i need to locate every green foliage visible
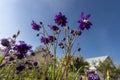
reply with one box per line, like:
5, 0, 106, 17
69, 55, 89, 75
97, 57, 117, 79
111, 65, 120, 79
0, 56, 2, 61
0, 12, 92, 80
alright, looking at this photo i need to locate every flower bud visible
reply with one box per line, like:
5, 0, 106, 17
1, 39, 10, 47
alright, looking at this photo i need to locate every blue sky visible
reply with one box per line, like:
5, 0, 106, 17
0, 0, 120, 64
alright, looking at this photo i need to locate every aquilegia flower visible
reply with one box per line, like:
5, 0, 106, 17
49, 25, 59, 31
59, 42, 64, 49
48, 36, 56, 43
32, 61, 38, 66
70, 30, 82, 36
40, 36, 49, 44
15, 53, 25, 59
31, 20, 41, 31
9, 56, 14, 61
15, 64, 25, 74
78, 12, 92, 30
30, 52, 35, 56
1, 38, 10, 47
54, 12, 67, 27
14, 41, 32, 57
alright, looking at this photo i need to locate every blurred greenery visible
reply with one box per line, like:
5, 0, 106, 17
97, 57, 120, 80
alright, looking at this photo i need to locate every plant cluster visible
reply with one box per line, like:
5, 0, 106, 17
0, 12, 93, 80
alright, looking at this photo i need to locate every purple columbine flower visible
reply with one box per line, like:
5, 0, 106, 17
78, 48, 81, 51
25, 61, 32, 65
40, 36, 49, 44
50, 25, 59, 31
42, 48, 47, 52
14, 41, 32, 54
1, 38, 10, 47
31, 52, 35, 56
70, 30, 82, 36
93, 74, 100, 80
16, 64, 25, 74
15, 53, 25, 59
59, 42, 64, 49
78, 12, 92, 30
48, 36, 56, 43
33, 61, 38, 66
31, 20, 41, 31
88, 76, 93, 80
9, 56, 14, 61
54, 12, 67, 27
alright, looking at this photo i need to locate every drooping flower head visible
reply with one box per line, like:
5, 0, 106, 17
14, 41, 32, 55
1, 38, 10, 47
15, 64, 25, 74
9, 56, 14, 61
48, 36, 56, 43
78, 12, 92, 30
40, 36, 49, 44
59, 42, 64, 49
49, 25, 59, 31
15, 53, 25, 59
31, 20, 41, 31
70, 30, 82, 36
30, 52, 35, 56
87, 71, 100, 80
54, 12, 67, 27
32, 61, 38, 66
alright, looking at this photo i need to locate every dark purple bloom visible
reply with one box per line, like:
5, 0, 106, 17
9, 56, 14, 61
1, 39, 10, 47
14, 41, 32, 54
70, 30, 82, 36
48, 36, 56, 42
33, 61, 38, 66
36, 33, 40, 37
78, 12, 92, 30
94, 74, 100, 80
70, 30, 74, 34
15, 53, 25, 59
31, 20, 41, 31
40, 36, 49, 44
78, 48, 81, 51
75, 57, 79, 63
88, 76, 93, 80
25, 61, 31, 65
76, 31, 82, 36
16, 64, 25, 73
42, 48, 47, 52
62, 37, 66, 41
31, 52, 35, 56
54, 12, 67, 27
50, 25, 59, 31
59, 43, 64, 49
